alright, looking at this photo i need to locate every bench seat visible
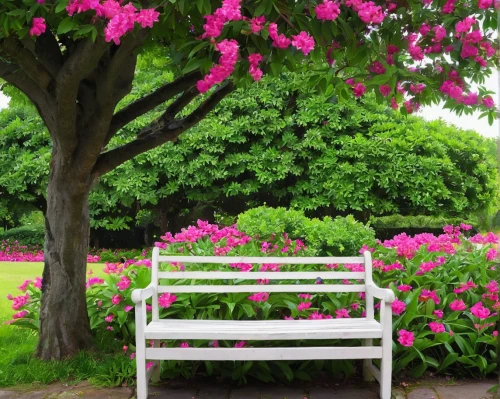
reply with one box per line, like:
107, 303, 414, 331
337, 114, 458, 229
144, 318, 383, 340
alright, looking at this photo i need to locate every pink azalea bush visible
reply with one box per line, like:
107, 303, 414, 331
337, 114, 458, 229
5, 220, 499, 380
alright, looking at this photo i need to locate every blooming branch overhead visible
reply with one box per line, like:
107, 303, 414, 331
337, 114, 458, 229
1, 0, 498, 119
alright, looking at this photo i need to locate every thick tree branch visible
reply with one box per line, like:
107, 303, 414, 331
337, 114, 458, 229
54, 37, 109, 149
93, 82, 234, 178
107, 70, 202, 138
0, 60, 56, 132
2, 38, 53, 91
32, 32, 64, 78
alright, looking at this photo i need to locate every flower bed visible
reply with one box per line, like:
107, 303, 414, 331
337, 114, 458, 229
5, 221, 499, 382
0, 239, 102, 263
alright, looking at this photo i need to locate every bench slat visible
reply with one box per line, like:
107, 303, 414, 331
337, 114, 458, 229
157, 284, 366, 294
158, 256, 365, 264
157, 271, 365, 280
144, 319, 382, 340
145, 346, 383, 360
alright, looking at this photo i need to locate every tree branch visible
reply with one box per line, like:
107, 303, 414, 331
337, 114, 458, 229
0, 59, 56, 132
54, 37, 109, 149
107, 70, 202, 138
32, 32, 64, 78
2, 38, 53, 91
93, 82, 234, 178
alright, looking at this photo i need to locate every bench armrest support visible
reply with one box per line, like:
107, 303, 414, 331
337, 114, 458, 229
131, 284, 155, 304
366, 284, 395, 303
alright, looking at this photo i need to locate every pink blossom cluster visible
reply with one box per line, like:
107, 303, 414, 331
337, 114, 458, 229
248, 53, 263, 81
248, 292, 269, 302
156, 219, 251, 256
66, 1, 159, 45
397, 329, 415, 347
268, 23, 291, 49
315, 0, 341, 21
158, 293, 177, 308
202, 0, 242, 39
197, 39, 239, 93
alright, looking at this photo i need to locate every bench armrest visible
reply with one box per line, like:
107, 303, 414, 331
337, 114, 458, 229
131, 284, 155, 304
366, 284, 395, 303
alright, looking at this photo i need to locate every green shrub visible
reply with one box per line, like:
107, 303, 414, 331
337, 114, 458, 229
0, 225, 44, 247
237, 206, 375, 256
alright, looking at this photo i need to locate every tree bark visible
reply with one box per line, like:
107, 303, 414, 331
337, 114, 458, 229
36, 155, 93, 360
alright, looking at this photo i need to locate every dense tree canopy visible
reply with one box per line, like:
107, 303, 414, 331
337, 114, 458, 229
1, 69, 497, 235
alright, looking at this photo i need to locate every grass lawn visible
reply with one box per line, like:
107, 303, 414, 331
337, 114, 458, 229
0, 262, 128, 389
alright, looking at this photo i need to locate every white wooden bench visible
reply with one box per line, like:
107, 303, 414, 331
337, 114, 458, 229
131, 247, 395, 399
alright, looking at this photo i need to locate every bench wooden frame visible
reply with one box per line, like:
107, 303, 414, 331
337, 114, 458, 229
131, 247, 395, 399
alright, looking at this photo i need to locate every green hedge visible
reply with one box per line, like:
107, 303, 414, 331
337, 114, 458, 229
237, 206, 375, 256
0, 225, 44, 247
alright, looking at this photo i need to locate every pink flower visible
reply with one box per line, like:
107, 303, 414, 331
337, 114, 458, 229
470, 302, 491, 319
369, 61, 386, 74
335, 308, 350, 318
33, 277, 43, 289
248, 292, 269, 302
268, 23, 292, 49
351, 303, 360, 311
486, 280, 499, 293
250, 16, 265, 33
429, 321, 445, 333
123, 346, 128, 353
130, 353, 136, 360
479, 0, 493, 8
419, 289, 440, 304
486, 248, 497, 261
105, 314, 114, 323
353, 83, 366, 97
197, 39, 239, 93
124, 305, 133, 312
379, 85, 391, 97
298, 294, 312, 299
158, 293, 177, 308
111, 294, 122, 305
135, 8, 160, 28
433, 310, 444, 319
116, 276, 131, 291
460, 223, 472, 231
291, 31, 315, 56
234, 341, 246, 348
397, 329, 415, 347
298, 302, 312, 312
391, 299, 406, 315
30, 17, 46, 37
180, 342, 189, 348
315, 0, 341, 21
13, 310, 29, 319
493, 331, 498, 337
146, 362, 154, 370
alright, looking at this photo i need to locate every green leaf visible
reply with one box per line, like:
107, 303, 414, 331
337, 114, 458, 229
55, 0, 69, 13
57, 17, 75, 35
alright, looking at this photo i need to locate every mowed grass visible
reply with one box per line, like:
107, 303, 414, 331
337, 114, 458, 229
0, 262, 129, 389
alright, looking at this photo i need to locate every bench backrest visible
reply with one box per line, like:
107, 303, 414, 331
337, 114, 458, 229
149, 247, 375, 321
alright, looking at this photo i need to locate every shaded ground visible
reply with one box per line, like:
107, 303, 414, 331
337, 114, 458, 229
0, 378, 495, 398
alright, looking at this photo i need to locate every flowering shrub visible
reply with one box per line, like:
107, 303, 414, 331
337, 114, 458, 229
5, 220, 499, 382
0, 239, 101, 263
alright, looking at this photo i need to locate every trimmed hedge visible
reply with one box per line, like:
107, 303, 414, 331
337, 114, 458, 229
0, 225, 44, 247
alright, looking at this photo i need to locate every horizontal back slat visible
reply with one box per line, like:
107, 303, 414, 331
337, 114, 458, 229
158, 255, 364, 265
158, 271, 365, 280
157, 284, 365, 294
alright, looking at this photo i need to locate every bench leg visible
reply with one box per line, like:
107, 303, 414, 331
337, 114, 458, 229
380, 303, 392, 399
362, 339, 375, 382
136, 340, 148, 399
152, 340, 161, 383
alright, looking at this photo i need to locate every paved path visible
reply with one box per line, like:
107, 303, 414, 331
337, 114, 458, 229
0, 379, 496, 398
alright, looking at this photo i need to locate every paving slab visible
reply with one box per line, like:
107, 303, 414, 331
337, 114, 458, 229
434, 382, 495, 399
309, 387, 378, 399
228, 386, 261, 399
259, 387, 306, 399
407, 388, 437, 399
0, 392, 16, 399
392, 387, 407, 399
148, 386, 198, 398
196, 386, 230, 399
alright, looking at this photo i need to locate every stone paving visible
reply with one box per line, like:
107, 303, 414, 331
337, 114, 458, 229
0, 379, 496, 399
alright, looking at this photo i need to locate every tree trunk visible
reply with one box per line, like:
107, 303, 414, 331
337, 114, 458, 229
36, 158, 93, 360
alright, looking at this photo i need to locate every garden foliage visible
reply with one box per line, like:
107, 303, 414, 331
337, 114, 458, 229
6, 218, 499, 382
